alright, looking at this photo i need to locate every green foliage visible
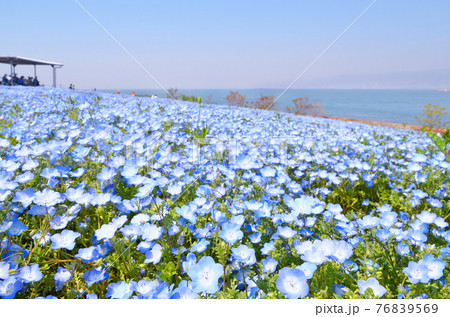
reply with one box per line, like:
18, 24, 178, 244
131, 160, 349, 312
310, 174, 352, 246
424, 127, 450, 152
179, 94, 198, 102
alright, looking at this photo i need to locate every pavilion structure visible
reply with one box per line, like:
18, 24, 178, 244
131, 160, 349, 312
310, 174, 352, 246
0, 56, 63, 87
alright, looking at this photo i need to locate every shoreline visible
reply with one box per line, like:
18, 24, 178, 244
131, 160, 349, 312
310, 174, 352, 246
311, 114, 424, 131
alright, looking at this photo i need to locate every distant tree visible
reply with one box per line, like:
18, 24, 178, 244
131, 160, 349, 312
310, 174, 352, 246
204, 94, 214, 104
287, 97, 324, 116
226, 91, 247, 107
251, 94, 276, 110
416, 104, 449, 129
167, 88, 179, 99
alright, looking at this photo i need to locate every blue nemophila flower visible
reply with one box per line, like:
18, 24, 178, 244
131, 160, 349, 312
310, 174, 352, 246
182, 253, 197, 274
249, 232, 262, 243
357, 215, 380, 229
407, 229, 427, 246
187, 256, 224, 294
167, 183, 183, 196
277, 226, 297, 239
137, 240, 154, 253
0, 189, 10, 201
141, 223, 164, 241
417, 210, 437, 224
342, 260, 359, 273
33, 188, 63, 206
86, 294, 98, 299
375, 228, 391, 242
12, 188, 35, 208
54, 267, 72, 291
287, 196, 321, 217
0, 276, 23, 299
120, 224, 143, 240
261, 257, 278, 274
7, 220, 27, 236
144, 244, 163, 264
418, 255, 446, 280
64, 187, 85, 203
396, 242, 411, 256
106, 281, 133, 299
130, 280, 160, 297
232, 245, 257, 266
427, 197, 443, 208
331, 241, 353, 264
434, 217, 448, 229
95, 223, 118, 241
276, 267, 309, 299
54, 267, 72, 283
0, 261, 9, 279
97, 167, 116, 182
357, 277, 387, 298
50, 215, 70, 230
171, 285, 198, 299
333, 284, 350, 297
190, 239, 210, 253
83, 267, 109, 286
40, 167, 61, 179
402, 261, 430, 284
130, 213, 151, 225
301, 246, 327, 265
0, 220, 12, 233
18, 264, 43, 283
219, 222, 243, 245
297, 262, 317, 279
50, 229, 81, 250
176, 205, 197, 224
75, 246, 100, 263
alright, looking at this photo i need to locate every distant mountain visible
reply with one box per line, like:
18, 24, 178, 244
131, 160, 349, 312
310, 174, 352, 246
294, 69, 450, 89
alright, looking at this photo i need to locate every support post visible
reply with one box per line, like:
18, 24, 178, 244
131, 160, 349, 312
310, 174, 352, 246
34, 64, 37, 78
52, 65, 56, 88
10, 63, 16, 86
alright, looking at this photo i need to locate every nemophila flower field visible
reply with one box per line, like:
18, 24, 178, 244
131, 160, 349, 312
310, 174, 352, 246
0, 86, 448, 299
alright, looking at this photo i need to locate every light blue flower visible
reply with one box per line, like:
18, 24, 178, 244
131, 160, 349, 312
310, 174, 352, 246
418, 254, 446, 280
187, 256, 223, 294
83, 267, 109, 286
190, 239, 210, 253
75, 246, 100, 263
130, 280, 160, 297
50, 229, 81, 250
357, 277, 387, 298
232, 245, 256, 266
219, 222, 243, 245
7, 220, 27, 236
144, 244, 163, 264
12, 188, 35, 207
297, 262, 317, 279
0, 261, 9, 279
402, 261, 430, 284
276, 267, 309, 299
106, 281, 133, 299
277, 226, 297, 239
18, 264, 43, 283
261, 257, 278, 274
396, 242, 411, 256
0, 276, 23, 299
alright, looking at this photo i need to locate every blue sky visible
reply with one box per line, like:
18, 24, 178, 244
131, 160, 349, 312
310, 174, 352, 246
1, 0, 449, 89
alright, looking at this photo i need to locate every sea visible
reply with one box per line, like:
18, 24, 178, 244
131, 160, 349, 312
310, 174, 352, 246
101, 89, 450, 126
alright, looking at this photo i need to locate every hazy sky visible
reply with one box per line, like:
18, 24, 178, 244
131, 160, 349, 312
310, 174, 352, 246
1, 0, 450, 89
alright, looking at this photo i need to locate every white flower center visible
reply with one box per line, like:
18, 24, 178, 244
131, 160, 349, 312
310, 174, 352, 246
201, 270, 210, 282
